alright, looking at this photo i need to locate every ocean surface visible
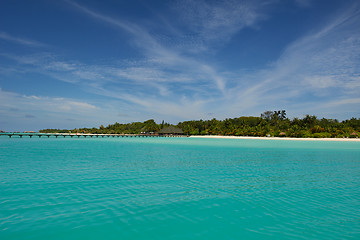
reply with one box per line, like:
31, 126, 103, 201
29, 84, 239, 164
1, 136, 360, 240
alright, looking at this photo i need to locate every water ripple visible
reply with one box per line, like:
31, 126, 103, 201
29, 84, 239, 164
1, 137, 360, 239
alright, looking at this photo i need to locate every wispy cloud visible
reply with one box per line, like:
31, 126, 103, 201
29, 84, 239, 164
0, 32, 46, 47
327, 98, 360, 107
3, 1, 360, 121
65, 0, 269, 94
66, 0, 168, 58
294, 0, 312, 8
0, 88, 104, 131
0, 90, 97, 113
1, 0, 359, 130
219, 2, 360, 118
171, 0, 269, 46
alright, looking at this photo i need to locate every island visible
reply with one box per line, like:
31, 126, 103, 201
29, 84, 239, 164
37, 110, 359, 139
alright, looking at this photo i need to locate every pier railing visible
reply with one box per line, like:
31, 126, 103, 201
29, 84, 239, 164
0, 133, 188, 138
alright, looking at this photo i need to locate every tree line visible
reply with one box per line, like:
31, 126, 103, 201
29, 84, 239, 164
40, 110, 360, 138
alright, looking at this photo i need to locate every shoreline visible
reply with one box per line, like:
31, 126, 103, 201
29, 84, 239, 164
189, 135, 360, 142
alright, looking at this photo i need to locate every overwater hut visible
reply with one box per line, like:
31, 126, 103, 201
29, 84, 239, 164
158, 126, 184, 136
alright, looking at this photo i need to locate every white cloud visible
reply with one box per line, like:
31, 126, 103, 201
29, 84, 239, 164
46, 61, 77, 71
172, 0, 268, 44
1, 0, 359, 128
303, 76, 339, 89
4, 1, 360, 121
65, 0, 269, 94
327, 98, 360, 107
0, 88, 96, 114
0, 88, 122, 131
203, 3, 360, 118
294, 0, 311, 8
0, 32, 46, 47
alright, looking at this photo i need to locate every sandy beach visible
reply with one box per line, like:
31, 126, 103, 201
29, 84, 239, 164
190, 135, 360, 142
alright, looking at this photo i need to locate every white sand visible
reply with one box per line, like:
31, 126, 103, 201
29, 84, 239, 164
190, 135, 360, 142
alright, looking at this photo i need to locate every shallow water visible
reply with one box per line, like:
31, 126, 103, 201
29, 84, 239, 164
1, 137, 360, 239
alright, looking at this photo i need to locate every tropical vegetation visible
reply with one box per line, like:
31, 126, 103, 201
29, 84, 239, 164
40, 111, 360, 138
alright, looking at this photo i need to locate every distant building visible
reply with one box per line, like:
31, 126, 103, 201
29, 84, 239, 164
279, 132, 286, 137
158, 126, 184, 135
24, 131, 36, 133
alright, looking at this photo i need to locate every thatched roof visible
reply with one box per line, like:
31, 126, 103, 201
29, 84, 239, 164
158, 126, 184, 134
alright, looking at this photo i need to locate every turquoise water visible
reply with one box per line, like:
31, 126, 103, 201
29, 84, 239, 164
1, 137, 360, 240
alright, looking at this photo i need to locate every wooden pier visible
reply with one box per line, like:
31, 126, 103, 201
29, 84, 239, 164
0, 133, 187, 138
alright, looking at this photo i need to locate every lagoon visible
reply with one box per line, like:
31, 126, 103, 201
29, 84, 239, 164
1, 137, 360, 239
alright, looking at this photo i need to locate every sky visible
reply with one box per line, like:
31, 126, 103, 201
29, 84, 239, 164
0, 0, 360, 131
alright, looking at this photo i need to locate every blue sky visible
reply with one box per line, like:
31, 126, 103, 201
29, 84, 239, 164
0, 0, 359, 131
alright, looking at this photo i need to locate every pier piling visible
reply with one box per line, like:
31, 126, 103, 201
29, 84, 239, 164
1, 132, 187, 138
